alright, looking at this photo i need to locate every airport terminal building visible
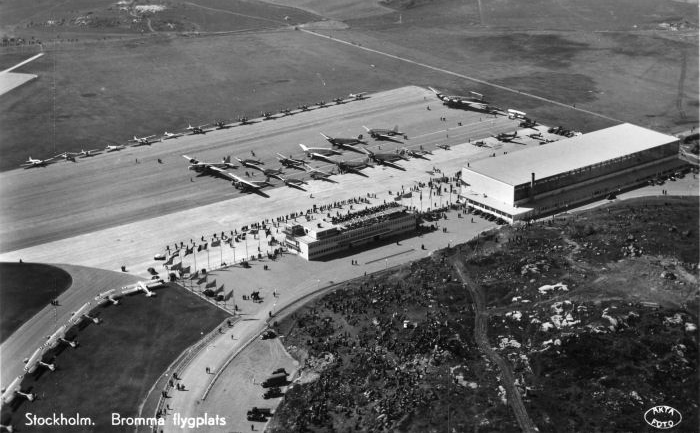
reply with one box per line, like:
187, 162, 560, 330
460, 123, 683, 222
283, 203, 417, 260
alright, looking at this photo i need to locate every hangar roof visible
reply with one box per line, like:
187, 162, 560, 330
465, 123, 678, 186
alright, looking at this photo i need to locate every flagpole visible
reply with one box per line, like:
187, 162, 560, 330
207, 248, 210, 271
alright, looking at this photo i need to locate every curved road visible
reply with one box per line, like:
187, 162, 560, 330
452, 258, 539, 433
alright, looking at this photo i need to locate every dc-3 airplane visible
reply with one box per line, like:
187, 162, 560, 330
161, 131, 183, 140
304, 164, 336, 181
186, 123, 208, 134
1, 375, 35, 405
320, 133, 367, 153
184, 155, 238, 178
130, 135, 156, 146
23, 346, 55, 374
428, 87, 501, 114
362, 125, 405, 142
105, 144, 126, 152
243, 162, 283, 177
362, 148, 407, 171
20, 156, 59, 168
228, 173, 271, 197
276, 153, 306, 169
299, 144, 342, 159
44, 324, 77, 350
69, 301, 100, 326
493, 132, 518, 142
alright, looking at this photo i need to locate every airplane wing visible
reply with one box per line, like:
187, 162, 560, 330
380, 159, 406, 171
375, 133, 403, 143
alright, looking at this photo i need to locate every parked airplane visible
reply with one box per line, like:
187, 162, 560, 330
161, 131, 183, 140
44, 324, 77, 350
95, 288, 120, 306
333, 97, 345, 104
229, 173, 271, 197
320, 133, 367, 152
297, 104, 310, 111
20, 156, 59, 168
304, 164, 336, 181
316, 100, 327, 107
69, 302, 100, 325
362, 125, 404, 142
436, 143, 451, 150
1, 375, 35, 405
237, 116, 253, 125
23, 346, 54, 374
187, 123, 208, 134
105, 144, 126, 152
66, 149, 102, 159
336, 159, 372, 176
184, 155, 238, 178
245, 163, 283, 177
236, 157, 265, 169
429, 87, 499, 113
349, 92, 367, 100
279, 108, 292, 116
130, 135, 156, 146
261, 111, 274, 120
399, 147, 431, 159
213, 120, 229, 129
299, 143, 341, 157
274, 175, 307, 190
276, 153, 306, 169
362, 149, 406, 170
493, 132, 518, 142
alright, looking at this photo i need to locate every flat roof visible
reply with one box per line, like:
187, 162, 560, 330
465, 123, 678, 185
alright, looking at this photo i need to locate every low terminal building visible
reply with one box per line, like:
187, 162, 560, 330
283, 203, 417, 260
460, 123, 683, 222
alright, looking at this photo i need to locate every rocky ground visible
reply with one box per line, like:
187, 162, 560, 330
269, 196, 698, 432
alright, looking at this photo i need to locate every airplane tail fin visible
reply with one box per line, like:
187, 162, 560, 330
393, 125, 399, 133
428, 86, 439, 95
362, 126, 370, 132
299, 144, 309, 152
319, 132, 329, 139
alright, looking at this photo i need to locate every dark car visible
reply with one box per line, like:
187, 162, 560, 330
261, 330, 276, 340
263, 387, 283, 399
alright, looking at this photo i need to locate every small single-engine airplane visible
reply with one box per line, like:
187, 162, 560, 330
65, 149, 102, 160
105, 144, 126, 152
20, 156, 59, 168
213, 120, 229, 129
297, 104, 310, 111
349, 92, 367, 100
320, 133, 367, 153
436, 143, 451, 150
130, 135, 156, 146
299, 144, 341, 158
186, 123, 208, 134
236, 157, 265, 169
279, 108, 292, 116
1, 375, 35, 405
161, 131, 183, 140
23, 346, 55, 374
316, 100, 327, 108
362, 125, 404, 142
400, 147, 431, 159
493, 132, 518, 142
333, 97, 345, 104
237, 116, 253, 125
261, 111, 274, 120
276, 153, 306, 169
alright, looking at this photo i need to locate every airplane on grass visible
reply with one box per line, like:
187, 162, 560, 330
320, 133, 367, 152
297, 104, 310, 111
187, 123, 208, 134
44, 324, 77, 350
237, 116, 254, 125
161, 131, 183, 140
20, 156, 60, 168
333, 97, 345, 104
63, 149, 102, 160
1, 375, 35, 405
213, 120, 230, 129
316, 100, 327, 108
23, 346, 54, 374
279, 108, 292, 116
105, 144, 126, 152
349, 92, 367, 100
299, 144, 341, 158
362, 148, 406, 171
261, 111, 274, 120
362, 125, 405, 142
276, 153, 306, 169
428, 87, 501, 114
493, 132, 518, 142
130, 135, 156, 146
69, 302, 100, 326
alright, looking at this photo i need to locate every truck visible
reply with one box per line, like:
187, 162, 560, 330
261, 372, 287, 388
